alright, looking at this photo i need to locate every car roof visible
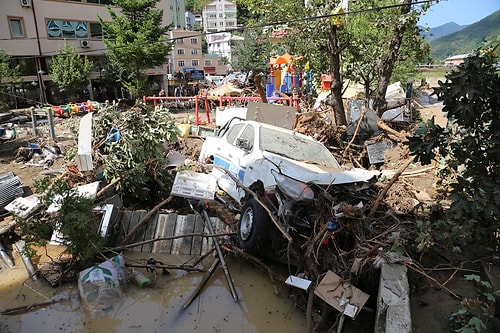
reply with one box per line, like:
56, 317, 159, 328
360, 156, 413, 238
240, 119, 315, 140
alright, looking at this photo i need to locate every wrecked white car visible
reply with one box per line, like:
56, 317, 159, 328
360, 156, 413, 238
199, 118, 379, 252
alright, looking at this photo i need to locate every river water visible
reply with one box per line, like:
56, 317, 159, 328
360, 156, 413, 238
0, 250, 309, 333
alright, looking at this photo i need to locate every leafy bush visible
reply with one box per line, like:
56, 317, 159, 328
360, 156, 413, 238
406, 41, 500, 248
92, 102, 180, 206
17, 178, 105, 264
449, 274, 498, 333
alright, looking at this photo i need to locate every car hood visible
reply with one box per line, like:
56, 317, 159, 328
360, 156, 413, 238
262, 151, 379, 186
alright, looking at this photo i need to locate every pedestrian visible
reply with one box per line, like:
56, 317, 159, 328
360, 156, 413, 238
159, 88, 166, 104
174, 85, 181, 103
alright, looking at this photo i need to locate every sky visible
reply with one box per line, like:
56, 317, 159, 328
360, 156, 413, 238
418, 0, 500, 28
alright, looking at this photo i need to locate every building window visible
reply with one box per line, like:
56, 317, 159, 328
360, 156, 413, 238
191, 49, 198, 55
89, 22, 103, 39
190, 38, 198, 44
176, 38, 184, 44
192, 60, 199, 66
46, 19, 88, 39
204, 60, 212, 66
217, 59, 224, 65
86, 0, 112, 4
8, 17, 25, 38
177, 49, 185, 55
178, 60, 185, 67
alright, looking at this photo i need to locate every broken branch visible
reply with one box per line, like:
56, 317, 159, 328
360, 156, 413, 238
368, 156, 415, 217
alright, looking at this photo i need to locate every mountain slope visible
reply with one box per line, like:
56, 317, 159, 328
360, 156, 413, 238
429, 10, 500, 61
423, 22, 468, 41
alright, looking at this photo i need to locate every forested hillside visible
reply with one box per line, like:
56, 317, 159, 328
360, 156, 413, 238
429, 10, 500, 61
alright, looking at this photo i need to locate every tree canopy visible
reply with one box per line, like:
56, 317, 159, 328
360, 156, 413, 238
407, 40, 500, 245
0, 49, 21, 111
50, 42, 93, 100
100, 0, 173, 98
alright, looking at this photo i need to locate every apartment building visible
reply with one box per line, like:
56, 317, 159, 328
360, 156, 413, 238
202, 0, 237, 33
0, 0, 181, 107
201, 0, 237, 70
166, 0, 186, 29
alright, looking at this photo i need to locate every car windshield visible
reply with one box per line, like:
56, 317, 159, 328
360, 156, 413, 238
259, 127, 341, 168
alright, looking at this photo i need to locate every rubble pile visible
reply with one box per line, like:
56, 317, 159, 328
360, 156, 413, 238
0, 97, 438, 331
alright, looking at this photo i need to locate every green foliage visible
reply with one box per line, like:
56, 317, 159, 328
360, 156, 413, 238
430, 10, 500, 61
449, 274, 497, 332
344, 0, 430, 98
185, 0, 209, 13
0, 48, 21, 111
406, 42, 500, 246
17, 178, 105, 263
100, 0, 173, 98
230, 28, 273, 75
92, 103, 180, 205
50, 42, 93, 100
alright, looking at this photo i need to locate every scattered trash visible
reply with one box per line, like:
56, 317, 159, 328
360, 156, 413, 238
0, 172, 24, 211
129, 270, 151, 288
285, 275, 312, 291
14, 240, 38, 280
314, 270, 369, 319
78, 255, 126, 312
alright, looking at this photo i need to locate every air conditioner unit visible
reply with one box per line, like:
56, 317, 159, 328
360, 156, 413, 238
20, 0, 32, 7
80, 40, 91, 48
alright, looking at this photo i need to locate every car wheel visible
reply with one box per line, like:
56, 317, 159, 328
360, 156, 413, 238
238, 198, 271, 252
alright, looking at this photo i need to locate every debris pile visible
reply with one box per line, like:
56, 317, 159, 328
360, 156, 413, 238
0, 93, 439, 331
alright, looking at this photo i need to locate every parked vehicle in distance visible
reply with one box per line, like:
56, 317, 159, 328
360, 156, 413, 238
199, 118, 380, 253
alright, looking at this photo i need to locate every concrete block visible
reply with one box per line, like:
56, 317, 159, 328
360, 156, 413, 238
374, 263, 411, 333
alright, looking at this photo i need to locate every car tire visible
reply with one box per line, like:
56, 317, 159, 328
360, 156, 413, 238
238, 198, 271, 252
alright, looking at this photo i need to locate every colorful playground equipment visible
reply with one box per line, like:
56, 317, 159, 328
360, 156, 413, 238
267, 53, 304, 97
46, 100, 100, 118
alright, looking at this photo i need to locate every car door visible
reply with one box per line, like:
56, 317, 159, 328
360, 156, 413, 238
213, 123, 255, 202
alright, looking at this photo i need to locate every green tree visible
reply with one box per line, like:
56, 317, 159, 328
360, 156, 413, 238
230, 29, 272, 76
0, 49, 21, 111
185, 0, 209, 13
407, 41, 500, 245
99, 0, 173, 98
50, 42, 93, 101
344, 0, 430, 102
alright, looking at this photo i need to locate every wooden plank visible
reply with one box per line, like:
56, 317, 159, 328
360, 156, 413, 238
117, 211, 133, 244
131, 211, 148, 252
191, 215, 204, 256
179, 214, 195, 255
152, 213, 176, 254
142, 212, 159, 253
171, 215, 186, 255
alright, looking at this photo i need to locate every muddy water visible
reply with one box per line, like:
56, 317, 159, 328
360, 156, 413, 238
0, 251, 308, 333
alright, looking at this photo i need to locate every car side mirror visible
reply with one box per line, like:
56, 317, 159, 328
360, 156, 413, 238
236, 138, 251, 151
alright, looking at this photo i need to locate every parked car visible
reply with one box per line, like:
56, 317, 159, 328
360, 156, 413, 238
199, 118, 379, 253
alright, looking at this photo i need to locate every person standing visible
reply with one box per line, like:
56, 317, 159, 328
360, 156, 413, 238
159, 88, 166, 104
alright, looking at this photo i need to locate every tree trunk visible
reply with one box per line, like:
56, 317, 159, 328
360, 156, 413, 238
373, 0, 412, 116
328, 24, 348, 127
